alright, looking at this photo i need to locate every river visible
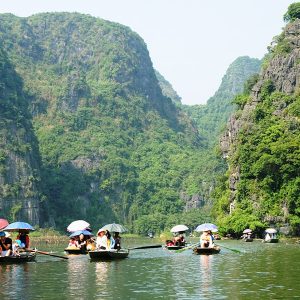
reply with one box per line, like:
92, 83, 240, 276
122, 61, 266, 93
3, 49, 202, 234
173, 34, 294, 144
0, 238, 299, 299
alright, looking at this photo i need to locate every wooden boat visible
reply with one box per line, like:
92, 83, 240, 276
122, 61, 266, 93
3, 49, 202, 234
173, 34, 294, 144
0, 252, 36, 264
64, 247, 88, 255
243, 238, 253, 242
165, 245, 185, 250
193, 246, 221, 255
89, 249, 129, 260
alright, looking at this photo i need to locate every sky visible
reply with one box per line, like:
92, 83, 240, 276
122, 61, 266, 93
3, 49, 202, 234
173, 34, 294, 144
0, 0, 297, 105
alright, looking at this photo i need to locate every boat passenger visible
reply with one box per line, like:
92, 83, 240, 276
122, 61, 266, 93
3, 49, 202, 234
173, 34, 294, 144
68, 237, 79, 248
265, 233, 271, 242
106, 230, 114, 249
200, 230, 214, 248
113, 232, 121, 250
96, 230, 107, 250
77, 234, 87, 251
0, 231, 12, 256
17, 230, 30, 249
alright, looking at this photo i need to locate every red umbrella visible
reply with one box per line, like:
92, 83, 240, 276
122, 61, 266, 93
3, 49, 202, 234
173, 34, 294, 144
0, 218, 9, 230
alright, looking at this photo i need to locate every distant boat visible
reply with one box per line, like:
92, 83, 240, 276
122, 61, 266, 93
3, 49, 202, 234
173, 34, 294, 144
263, 228, 279, 243
193, 246, 221, 255
89, 249, 129, 260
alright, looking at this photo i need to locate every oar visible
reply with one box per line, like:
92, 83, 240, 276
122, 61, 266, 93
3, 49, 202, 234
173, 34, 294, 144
175, 243, 200, 253
216, 244, 241, 253
27, 249, 69, 260
129, 244, 162, 250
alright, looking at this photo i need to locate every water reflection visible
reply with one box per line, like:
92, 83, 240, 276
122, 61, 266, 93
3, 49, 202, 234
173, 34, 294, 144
199, 255, 213, 297
94, 261, 109, 298
67, 256, 89, 298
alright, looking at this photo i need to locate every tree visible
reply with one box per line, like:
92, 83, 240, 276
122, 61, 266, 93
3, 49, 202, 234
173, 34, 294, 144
283, 3, 300, 22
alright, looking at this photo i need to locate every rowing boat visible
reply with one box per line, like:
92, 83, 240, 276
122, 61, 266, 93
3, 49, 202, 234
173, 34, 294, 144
0, 252, 36, 264
193, 246, 221, 255
89, 249, 129, 260
243, 238, 253, 242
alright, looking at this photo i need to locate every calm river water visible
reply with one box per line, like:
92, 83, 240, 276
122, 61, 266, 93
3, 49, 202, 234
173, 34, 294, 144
0, 238, 299, 299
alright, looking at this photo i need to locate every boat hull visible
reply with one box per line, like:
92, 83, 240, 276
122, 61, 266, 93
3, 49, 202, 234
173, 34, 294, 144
264, 239, 279, 243
193, 246, 221, 255
0, 252, 36, 264
244, 238, 253, 242
165, 245, 185, 250
89, 249, 129, 260
64, 248, 88, 255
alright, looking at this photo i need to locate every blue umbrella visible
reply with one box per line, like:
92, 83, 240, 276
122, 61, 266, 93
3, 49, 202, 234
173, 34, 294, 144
69, 230, 94, 237
195, 223, 218, 232
4, 221, 35, 232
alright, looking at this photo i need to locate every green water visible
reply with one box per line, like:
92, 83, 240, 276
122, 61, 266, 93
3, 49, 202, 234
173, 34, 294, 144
0, 239, 299, 299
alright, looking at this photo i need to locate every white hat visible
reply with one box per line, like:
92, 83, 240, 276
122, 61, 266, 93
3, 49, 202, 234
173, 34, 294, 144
4, 231, 11, 238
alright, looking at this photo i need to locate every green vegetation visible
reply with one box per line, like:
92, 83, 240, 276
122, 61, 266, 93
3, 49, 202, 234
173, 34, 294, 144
213, 85, 300, 234
0, 12, 216, 232
284, 2, 300, 22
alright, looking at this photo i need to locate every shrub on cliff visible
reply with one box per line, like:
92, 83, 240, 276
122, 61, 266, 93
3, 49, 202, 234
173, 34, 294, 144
284, 2, 300, 22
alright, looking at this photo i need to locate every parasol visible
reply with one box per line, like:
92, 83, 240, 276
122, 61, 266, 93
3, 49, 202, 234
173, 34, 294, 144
170, 224, 189, 233
67, 220, 90, 232
195, 223, 218, 232
97, 223, 127, 233
4, 221, 35, 231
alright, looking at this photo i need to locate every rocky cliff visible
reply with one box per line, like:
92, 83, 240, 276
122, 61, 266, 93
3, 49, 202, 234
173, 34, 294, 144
0, 48, 41, 224
218, 20, 300, 233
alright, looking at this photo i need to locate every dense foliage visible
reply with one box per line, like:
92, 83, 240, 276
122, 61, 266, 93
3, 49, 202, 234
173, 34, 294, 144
214, 84, 300, 235
0, 13, 219, 231
183, 56, 261, 149
284, 2, 300, 22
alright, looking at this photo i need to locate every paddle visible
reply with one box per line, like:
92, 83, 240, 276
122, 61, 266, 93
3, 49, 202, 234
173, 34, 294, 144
129, 244, 162, 250
215, 244, 241, 253
27, 249, 69, 260
175, 242, 200, 253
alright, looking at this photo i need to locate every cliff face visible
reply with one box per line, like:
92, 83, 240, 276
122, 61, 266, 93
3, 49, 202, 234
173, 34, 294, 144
0, 13, 204, 229
218, 20, 300, 232
184, 56, 261, 148
0, 48, 41, 224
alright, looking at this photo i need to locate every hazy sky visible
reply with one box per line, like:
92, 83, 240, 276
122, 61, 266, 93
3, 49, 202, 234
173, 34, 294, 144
0, 0, 297, 105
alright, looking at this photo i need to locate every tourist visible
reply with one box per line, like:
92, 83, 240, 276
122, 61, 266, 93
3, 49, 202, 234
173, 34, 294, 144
0, 231, 12, 256
17, 230, 30, 249
77, 234, 87, 251
96, 230, 107, 250
200, 230, 213, 248
113, 232, 121, 250
68, 237, 79, 248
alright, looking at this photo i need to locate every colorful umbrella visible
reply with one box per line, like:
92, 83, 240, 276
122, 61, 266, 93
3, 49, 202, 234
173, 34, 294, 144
170, 224, 189, 233
195, 223, 218, 232
97, 223, 127, 233
69, 230, 94, 237
67, 220, 90, 232
0, 218, 9, 230
4, 221, 35, 231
